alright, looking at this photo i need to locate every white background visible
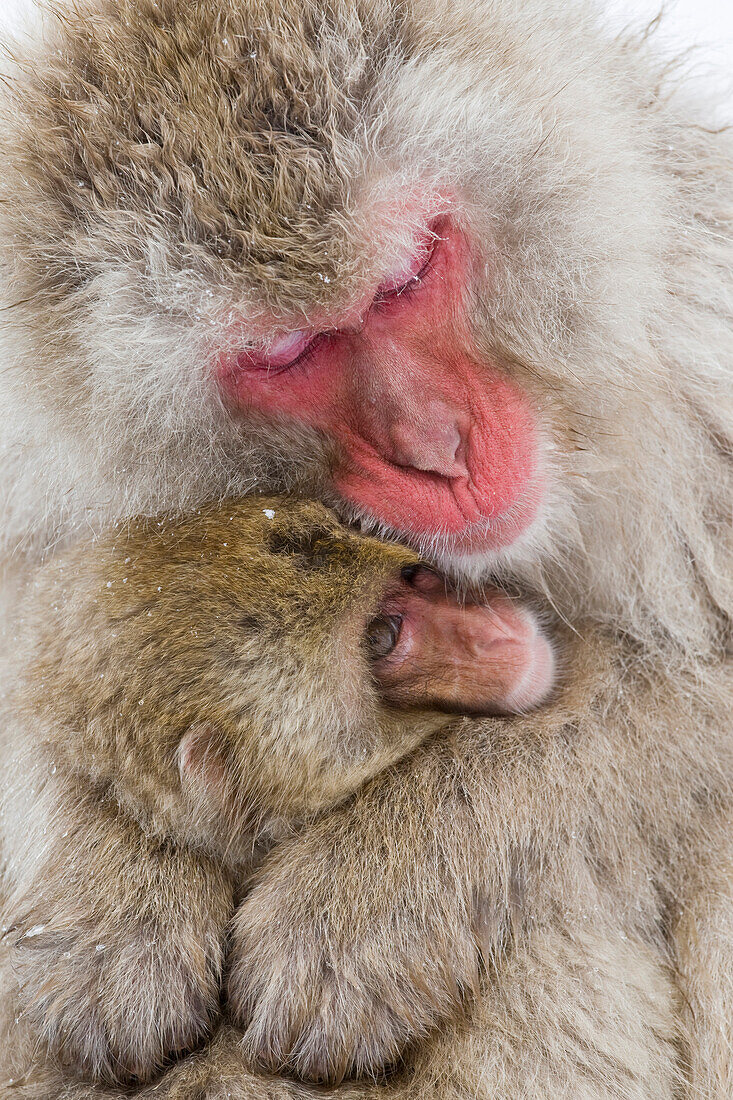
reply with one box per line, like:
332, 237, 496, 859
609, 0, 733, 117
1, 0, 732, 105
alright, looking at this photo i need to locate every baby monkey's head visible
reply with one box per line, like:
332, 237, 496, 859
16, 497, 553, 862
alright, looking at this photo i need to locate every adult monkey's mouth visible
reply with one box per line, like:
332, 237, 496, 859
335, 425, 545, 555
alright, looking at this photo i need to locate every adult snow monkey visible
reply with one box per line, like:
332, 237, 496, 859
0, 0, 731, 1098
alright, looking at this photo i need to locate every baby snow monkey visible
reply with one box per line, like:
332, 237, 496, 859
0, 496, 553, 1087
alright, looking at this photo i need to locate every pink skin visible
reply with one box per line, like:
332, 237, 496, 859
370, 566, 555, 715
220, 219, 543, 555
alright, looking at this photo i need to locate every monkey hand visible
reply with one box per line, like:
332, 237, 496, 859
227, 772, 486, 1084
10, 916, 218, 1084
6, 802, 234, 1086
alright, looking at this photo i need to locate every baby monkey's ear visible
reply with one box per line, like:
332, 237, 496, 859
178, 725, 228, 802
177, 725, 252, 849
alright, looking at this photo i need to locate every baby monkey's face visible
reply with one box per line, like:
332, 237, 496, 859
20, 496, 555, 860
367, 564, 554, 716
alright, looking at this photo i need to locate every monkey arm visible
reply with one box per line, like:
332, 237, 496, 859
1, 776, 236, 1087
226, 719, 506, 1085
226, 748, 685, 1097
670, 819, 733, 1099
223, 627, 698, 1089
225, 715, 686, 1093
0, 936, 681, 1100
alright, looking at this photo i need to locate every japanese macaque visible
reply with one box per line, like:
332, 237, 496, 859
0, 495, 554, 1086
2, 618, 731, 1100
0, 0, 731, 1096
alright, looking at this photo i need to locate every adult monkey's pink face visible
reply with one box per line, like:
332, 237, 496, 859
3, 0, 649, 581
220, 216, 542, 557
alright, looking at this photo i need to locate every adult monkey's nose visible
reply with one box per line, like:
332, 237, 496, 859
345, 336, 472, 480
386, 401, 469, 479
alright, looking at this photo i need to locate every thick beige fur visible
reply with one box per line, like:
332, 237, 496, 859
0, 496, 446, 1087
0, 0, 731, 1096
1, 604, 730, 1097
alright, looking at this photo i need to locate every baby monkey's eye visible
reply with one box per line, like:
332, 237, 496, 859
365, 613, 403, 660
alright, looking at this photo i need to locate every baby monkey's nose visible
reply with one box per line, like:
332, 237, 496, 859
400, 563, 446, 595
